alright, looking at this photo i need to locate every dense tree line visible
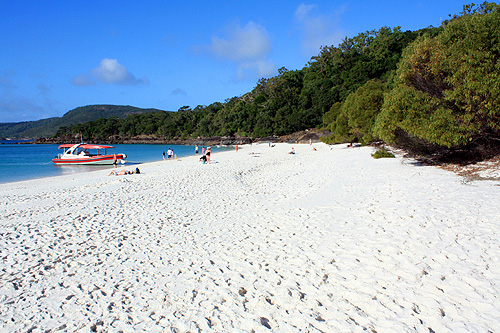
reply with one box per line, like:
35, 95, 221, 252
56, 25, 419, 139
56, 3, 500, 160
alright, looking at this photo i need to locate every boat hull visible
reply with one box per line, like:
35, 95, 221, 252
52, 154, 126, 165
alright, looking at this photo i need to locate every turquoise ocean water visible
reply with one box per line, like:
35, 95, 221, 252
0, 142, 226, 184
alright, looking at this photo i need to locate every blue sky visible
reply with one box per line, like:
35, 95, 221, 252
0, 1, 465, 123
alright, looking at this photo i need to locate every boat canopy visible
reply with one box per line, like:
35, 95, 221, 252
58, 144, 115, 149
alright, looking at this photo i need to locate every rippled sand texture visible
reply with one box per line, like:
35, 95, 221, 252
1, 143, 499, 332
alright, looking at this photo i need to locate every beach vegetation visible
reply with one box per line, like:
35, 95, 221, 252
323, 79, 386, 145
374, 2, 500, 159
371, 148, 395, 159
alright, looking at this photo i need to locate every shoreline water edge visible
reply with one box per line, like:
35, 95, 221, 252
0, 143, 232, 185
1, 143, 499, 331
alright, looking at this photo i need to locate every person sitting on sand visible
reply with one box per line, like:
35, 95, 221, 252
200, 155, 207, 163
289, 147, 295, 154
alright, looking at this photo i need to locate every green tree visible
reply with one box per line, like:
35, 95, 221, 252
375, 2, 500, 149
343, 80, 386, 144
324, 80, 386, 144
322, 102, 343, 127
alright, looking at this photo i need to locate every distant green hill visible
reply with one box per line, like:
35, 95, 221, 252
0, 105, 164, 139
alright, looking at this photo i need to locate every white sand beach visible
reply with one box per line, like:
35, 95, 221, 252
1, 143, 499, 332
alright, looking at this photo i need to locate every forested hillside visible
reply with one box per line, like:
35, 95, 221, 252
52, 3, 500, 161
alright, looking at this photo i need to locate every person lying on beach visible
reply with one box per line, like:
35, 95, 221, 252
108, 168, 140, 176
108, 169, 130, 176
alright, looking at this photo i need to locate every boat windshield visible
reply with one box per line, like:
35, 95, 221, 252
65, 147, 93, 156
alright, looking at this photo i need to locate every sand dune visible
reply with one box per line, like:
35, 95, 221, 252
1, 143, 499, 332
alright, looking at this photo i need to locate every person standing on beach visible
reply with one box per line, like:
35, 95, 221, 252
235, 144, 239, 152
162, 151, 166, 160
195, 145, 199, 154
202, 147, 205, 155
206, 146, 211, 163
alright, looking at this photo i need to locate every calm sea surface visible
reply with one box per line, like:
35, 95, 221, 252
0, 142, 227, 184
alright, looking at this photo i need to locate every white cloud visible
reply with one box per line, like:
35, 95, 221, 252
295, 3, 317, 22
91, 58, 147, 85
211, 21, 271, 62
236, 60, 275, 82
210, 21, 275, 80
73, 59, 148, 86
294, 3, 346, 56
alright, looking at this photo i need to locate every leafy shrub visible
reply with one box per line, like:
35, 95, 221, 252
371, 148, 395, 159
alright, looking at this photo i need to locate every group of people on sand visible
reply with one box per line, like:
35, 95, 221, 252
162, 148, 175, 160
108, 167, 141, 176
197, 146, 211, 164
